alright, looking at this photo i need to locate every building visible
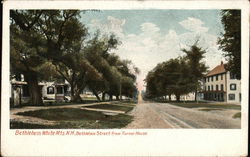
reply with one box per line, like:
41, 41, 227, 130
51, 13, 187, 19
10, 75, 70, 107
41, 81, 71, 101
202, 61, 241, 104
10, 74, 102, 107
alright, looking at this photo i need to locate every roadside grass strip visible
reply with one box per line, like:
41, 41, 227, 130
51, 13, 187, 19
199, 108, 224, 112
13, 108, 133, 129
232, 112, 241, 119
169, 103, 241, 110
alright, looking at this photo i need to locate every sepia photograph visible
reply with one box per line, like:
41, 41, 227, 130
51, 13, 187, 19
1, 0, 249, 156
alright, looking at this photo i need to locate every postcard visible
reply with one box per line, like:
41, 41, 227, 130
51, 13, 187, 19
1, 0, 249, 156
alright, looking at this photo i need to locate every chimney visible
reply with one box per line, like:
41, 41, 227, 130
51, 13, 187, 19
221, 61, 223, 65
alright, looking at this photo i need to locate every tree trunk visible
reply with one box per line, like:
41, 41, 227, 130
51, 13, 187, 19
176, 94, 180, 102
25, 73, 43, 106
71, 93, 82, 102
92, 90, 101, 101
70, 87, 82, 103
109, 94, 113, 101
116, 95, 119, 100
70, 86, 74, 101
195, 89, 197, 102
102, 92, 106, 101
168, 94, 171, 101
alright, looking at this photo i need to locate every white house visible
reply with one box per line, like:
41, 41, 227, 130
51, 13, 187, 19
202, 61, 241, 104
10, 75, 71, 106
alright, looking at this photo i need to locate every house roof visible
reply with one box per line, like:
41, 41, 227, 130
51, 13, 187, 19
206, 62, 227, 77
11, 80, 27, 85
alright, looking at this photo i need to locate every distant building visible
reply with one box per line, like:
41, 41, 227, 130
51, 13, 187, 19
202, 61, 241, 104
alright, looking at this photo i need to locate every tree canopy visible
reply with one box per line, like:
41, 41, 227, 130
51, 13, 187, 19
181, 43, 208, 100
218, 10, 241, 79
10, 10, 139, 104
145, 43, 207, 101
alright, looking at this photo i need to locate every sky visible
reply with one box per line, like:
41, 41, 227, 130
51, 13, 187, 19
80, 10, 226, 90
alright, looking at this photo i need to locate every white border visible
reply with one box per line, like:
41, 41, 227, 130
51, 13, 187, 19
1, 1, 249, 156
2, 0, 249, 9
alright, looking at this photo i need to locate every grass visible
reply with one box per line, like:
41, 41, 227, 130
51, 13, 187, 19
84, 104, 134, 113
168, 103, 241, 110
82, 97, 98, 101
233, 112, 241, 119
199, 108, 223, 112
13, 108, 133, 129
10, 121, 56, 129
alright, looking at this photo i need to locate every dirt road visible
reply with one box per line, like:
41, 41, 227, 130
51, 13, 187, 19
125, 102, 240, 129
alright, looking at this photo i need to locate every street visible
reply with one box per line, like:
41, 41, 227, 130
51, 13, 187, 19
126, 94, 240, 129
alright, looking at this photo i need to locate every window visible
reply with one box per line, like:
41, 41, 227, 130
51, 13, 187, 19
47, 86, 54, 94
220, 84, 224, 91
230, 84, 237, 90
211, 85, 213, 91
228, 94, 235, 100
216, 75, 218, 81
221, 74, 223, 80
204, 78, 206, 83
56, 86, 63, 94
208, 77, 210, 82
216, 85, 218, 91
208, 86, 210, 91
204, 86, 206, 91
211, 76, 214, 81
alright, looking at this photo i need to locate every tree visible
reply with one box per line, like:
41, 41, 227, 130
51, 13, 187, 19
34, 10, 96, 102
53, 53, 102, 102
145, 56, 204, 102
116, 59, 139, 99
161, 58, 194, 101
10, 10, 101, 103
181, 42, 208, 101
145, 71, 158, 99
83, 34, 121, 101
218, 10, 241, 79
10, 10, 139, 104
84, 33, 139, 101
10, 10, 46, 105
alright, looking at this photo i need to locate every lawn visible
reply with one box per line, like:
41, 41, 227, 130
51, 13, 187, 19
10, 121, 56, 129
199, 108, 223, 112
84, 104, 134, 113
12, 108, 133, 129
168, 103, 241, 110
233, 112, 241, 119
81, 97, 98, 101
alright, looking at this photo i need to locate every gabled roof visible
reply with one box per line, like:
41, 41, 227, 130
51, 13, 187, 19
206, 62, 227, 77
